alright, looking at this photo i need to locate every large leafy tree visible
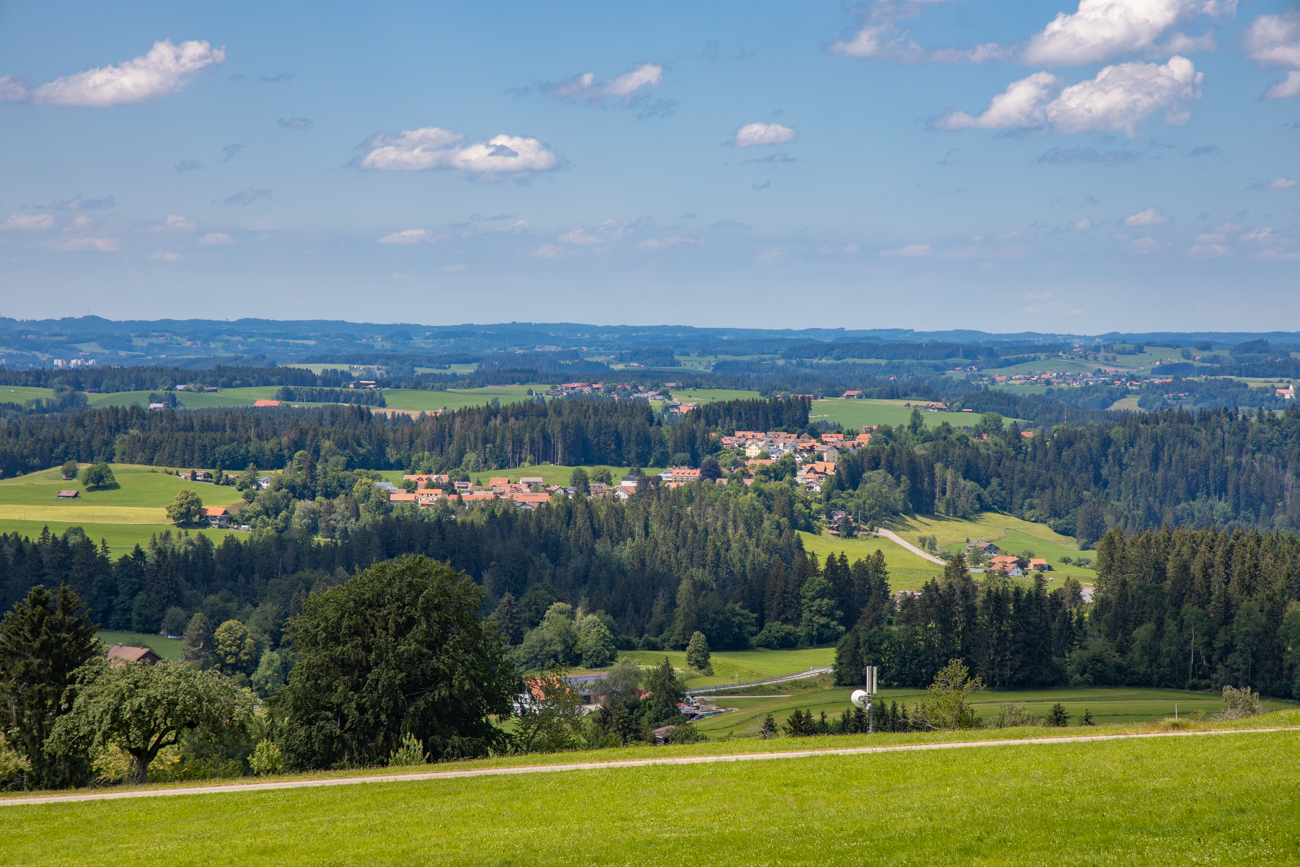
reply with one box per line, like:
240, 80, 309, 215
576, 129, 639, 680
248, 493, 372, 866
0, 585, 100, 789
49, 660, 254, 785
272, 555, 515, 770
645, 657, 684, 726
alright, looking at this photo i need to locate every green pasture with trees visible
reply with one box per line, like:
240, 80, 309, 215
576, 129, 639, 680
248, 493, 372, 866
5, 724, 1300, 866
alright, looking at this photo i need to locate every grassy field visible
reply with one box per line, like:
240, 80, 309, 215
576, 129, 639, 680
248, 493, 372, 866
621, 647, 836, 687
0, 385, 55, 404
811, 398, 1022, 432
885, 513, 1098, 583
380, 385, 544, 413
96, 631, 183, 660
695, 684, 1280, 737
664, 387, 762, 403
799, 530, 943, 591
7, 720, 1300, 865
0, 465, 245, 554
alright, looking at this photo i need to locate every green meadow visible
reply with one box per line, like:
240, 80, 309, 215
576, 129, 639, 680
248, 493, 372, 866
799, 530, 942, 591
378, 385, 544, 413
0, 465, 244, 556
5, 720, 1300, 866
885, 513, 1099, 583
811, 397, 1020, 432
95, 631, 184, 659
620, 647, 836, 688
0, 385, 56, 404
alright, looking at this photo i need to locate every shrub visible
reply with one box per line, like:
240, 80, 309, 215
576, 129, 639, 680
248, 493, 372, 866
1218, 685, 1264, 719
753, 622, 800, 649
992, 703, 1033, 728
249, 739, 283, 776
388, 733, 429, 767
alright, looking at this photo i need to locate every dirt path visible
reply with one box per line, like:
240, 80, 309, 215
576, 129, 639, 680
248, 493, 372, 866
4, 727, 1293, 807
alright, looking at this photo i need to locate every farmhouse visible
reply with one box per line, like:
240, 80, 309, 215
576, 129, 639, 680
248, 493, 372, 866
253, 399, 281, 408
106, 645, 162, 665
198, 506, 228, 528
56, 489, 79, 499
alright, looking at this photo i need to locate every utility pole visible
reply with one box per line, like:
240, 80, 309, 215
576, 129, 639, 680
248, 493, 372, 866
852, 666, 878, 733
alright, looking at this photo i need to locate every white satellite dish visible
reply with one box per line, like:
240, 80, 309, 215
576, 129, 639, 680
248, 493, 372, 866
851, 689, 868, 709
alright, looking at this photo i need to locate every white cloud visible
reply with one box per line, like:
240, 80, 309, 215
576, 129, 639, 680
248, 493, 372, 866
1238, 228, 1274, 242
1124, 207, 1169, 225
542, 63, 663, 107
441, 263, 467, 272
935, 57, 1202, 135
1022, 0, 1230, 67
0, 75, 28, 101
29, 40, 224, 107
1129, 236, 1160, 253
754, 247, 788, 263
556, 220, 630, 246
1244, 12, 1300, 98
71, 215, 92, 229
1187, 243, 1231, 257
1251, 177, 1297, 191
881, 244, 933, 257
1071, 217, 1093, 231
378, 229, 442, 245
638, 236, 702, 250
149, 251, 182, 261
1254, 247, 1300, 260
58, 237, 117, 252
1196, 231, 1227, 243
817, 244, 860, 254
0, 214, 56, 231
531, 243, 572, 259
198, 232, 234, 245
733, 122, 797, 148
359, 127, 558, 175
830, 24, 926, 61
156, 214, 196, 232
558, 228, 606, 246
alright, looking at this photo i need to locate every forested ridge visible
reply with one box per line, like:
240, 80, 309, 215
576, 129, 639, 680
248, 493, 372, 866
838, 526, 1300, 699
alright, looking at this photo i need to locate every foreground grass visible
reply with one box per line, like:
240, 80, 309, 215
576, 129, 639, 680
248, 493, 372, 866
5, 716, 1300, 865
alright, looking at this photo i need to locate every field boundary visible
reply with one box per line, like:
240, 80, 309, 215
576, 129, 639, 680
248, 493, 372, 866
5, 725, 1295, 807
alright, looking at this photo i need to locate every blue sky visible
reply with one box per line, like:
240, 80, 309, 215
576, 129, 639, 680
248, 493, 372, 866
0, 0, 1296, 332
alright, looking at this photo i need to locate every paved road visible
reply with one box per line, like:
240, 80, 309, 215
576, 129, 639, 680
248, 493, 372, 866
3, 727, 1293, 807
686, 666, 833, 695
875, 528, 946, 564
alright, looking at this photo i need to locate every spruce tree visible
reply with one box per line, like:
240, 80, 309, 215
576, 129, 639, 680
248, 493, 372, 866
492, 593, 523, 646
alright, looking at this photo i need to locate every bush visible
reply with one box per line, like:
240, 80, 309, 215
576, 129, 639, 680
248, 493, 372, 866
666, 722, 707, 745
388, 733, 428, 767
1218, 685, 1264, 719
685, 631, 712, 674
249, 739, 284, 776
992, 703, 1033, 728
60, 460, 79, 480
753, 622, 801, 649
638, 636, 663, 651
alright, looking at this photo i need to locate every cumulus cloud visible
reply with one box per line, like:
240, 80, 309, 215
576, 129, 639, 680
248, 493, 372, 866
1244, 12, 1300, 98
1254, 247, 1300, 260
378, 229, 443, 245
23, 40, 223, 107
358, 127, 558, 175
278, 117, 313, 130
542, 63, 663, 108
1129, 236, 1160, 253
1187, 243, 1231, 257
155, 214, 197, 232
935, 57, 1202, 136
733, 122, 797, 147
149, 251, 182, 261
198, 232, 234, 245
881, 244, 934, 257
0, 214, 56, 231
1022, 0, 1229, 67
1250, 177, 1297, 191
1125, 207, 1169, 225
219, 188, 271, 206
531, 243, 572, 259
58, 237, 117, 252
833, 0, 1227, 66
1072, 217, 1093, 231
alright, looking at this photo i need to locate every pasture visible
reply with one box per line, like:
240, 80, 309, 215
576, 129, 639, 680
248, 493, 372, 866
798, 530, 942, 591
0, 465, 244, 555
620, 647, 836, 688
96, 631, 183, 660
0, 385, 55, 404
811, 397, 1018, 432
885, 513, 1098, 583
5, 718, 1300, 865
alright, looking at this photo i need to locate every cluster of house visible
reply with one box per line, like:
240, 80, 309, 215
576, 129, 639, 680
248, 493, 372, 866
546, 383, 699, 414
51, 358, 95, 368
385, 474, 557, 509
1277, 383, 1295, 400
516, 673, 724, 743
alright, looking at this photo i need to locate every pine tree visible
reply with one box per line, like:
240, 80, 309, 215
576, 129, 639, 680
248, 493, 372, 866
1078, 707, 1095, 726
760, 713, 778, 739
1048, 703, 1070, 727
492, 593, 523, 646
